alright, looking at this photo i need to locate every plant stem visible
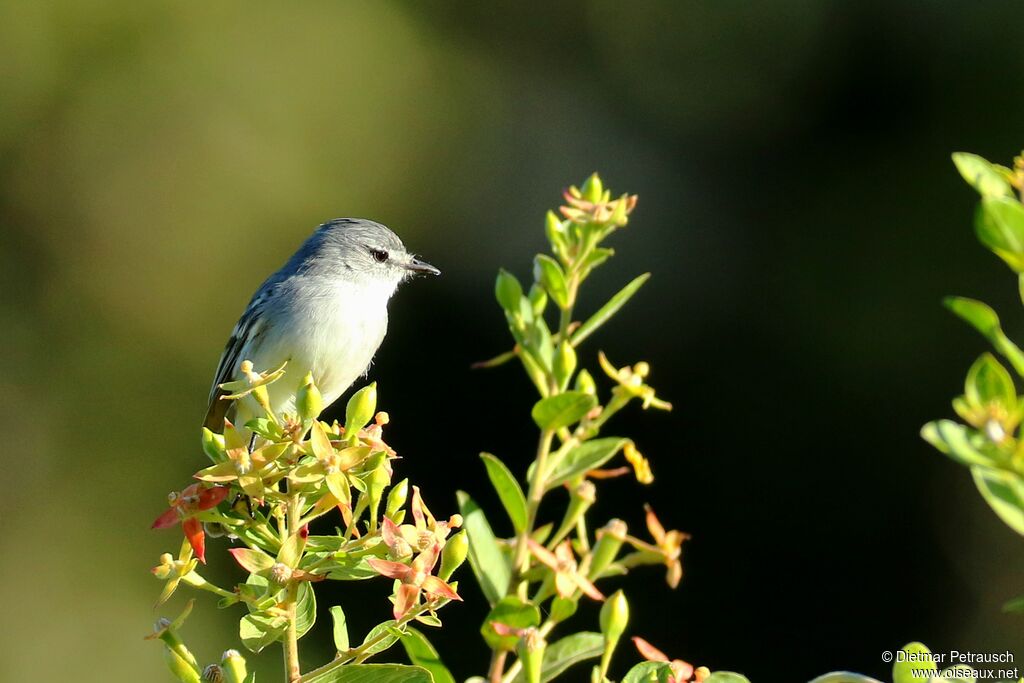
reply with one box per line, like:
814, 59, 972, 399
488, 650, 508, 683
296, 602, 436, 682
499, 619, 556, 683
283, 582, 301, 682
282, 493, 302, 682
511, 429, 555, 580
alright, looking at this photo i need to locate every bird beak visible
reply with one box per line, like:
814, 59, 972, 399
404, 257, 440, 276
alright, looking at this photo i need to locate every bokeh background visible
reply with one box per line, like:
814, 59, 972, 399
3, 1, 1024, 681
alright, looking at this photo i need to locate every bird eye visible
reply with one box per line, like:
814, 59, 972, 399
370, 248, 389, 263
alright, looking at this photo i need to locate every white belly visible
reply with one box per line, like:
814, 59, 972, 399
239, 287, 389, 424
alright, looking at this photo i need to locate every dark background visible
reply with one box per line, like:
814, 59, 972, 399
2, 1, 1023, 681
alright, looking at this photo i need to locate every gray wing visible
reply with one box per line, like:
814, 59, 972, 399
204, 287, 275, 431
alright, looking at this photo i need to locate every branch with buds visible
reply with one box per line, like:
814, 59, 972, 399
922, 150, 1024, 616
148, 372, 466, 683
459, 174, 748, 683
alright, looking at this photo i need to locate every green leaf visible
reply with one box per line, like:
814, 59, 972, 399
399, 628, 456, 683
511, 632, 603, 683
1002, 594, 1024, 613
548, 596, 578, 623
301, 664, 433, 683
414, 613, 442, 628
579, 247, 614, 274
359, 622, 401, 660
622, 661, 672, 683
528, 283, 548, 317
496, 269, 525, 313
295, 581, 316, 639
330, 606, 349, 652
920, 420, 994, 468
245, 417, 282, 440
893, 642, 936, 683
944, 297, 1024, 375
456, 491, 511, 605
480, 453, 528, 533
546, 437, 629, 490
480, 596, 541, 651
229, 548, 275, 574
571, 273, 650, 347
239, 613, 287, 653
975, 197, 1024, 272
531, 392, 597, 430
242, 574, 315, 641
972, 465, 1024, 536
534, 254, 569, 308
952, 152, 1013, 198
526, 316, 555, 370
277, 529, 307, 569
965, 353, 1016, 407
324, 559, 380, 580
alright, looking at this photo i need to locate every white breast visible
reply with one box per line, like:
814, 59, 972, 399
243, 278, 393, 422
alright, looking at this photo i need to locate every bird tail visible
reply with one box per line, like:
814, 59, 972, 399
203, 388, 231, 434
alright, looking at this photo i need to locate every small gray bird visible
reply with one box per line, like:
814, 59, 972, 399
204, 218, 438, 432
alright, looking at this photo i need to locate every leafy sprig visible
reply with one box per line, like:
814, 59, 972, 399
459, 174, 747, 683
922, 150, 1024, 615
149, 369, 466, 683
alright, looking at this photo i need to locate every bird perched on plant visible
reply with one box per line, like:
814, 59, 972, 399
204, 218, 439, 432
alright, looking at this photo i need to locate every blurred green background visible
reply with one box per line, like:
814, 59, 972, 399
3, 1, 1024, 681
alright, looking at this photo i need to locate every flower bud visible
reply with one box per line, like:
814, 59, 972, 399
588, 519, 627, 581
202, 664, 224, 682
551, 481, 595, 547
154, 619, 201, 683
388, 537, 414, 561
609, 197, 629, 226
154, 619, 198, 667
270, 563, 293, 584
364, 462, 391, 528
623, 442, 654, 485
553, 341, 577, 391
439, 529, 468, 580
599, 590, 629, 643
165, 648, 202, 683
581, 173, 603, 204
345, 383, 377, 434
220, 650, 248, 683
574, 369, 596, 395
694, 667, 711, 682
201, 428, 226, 464
296, 372, 323, 422
386, 479, 409, 519
599, 590, 629, 678
152, 567, 174, 582
517, 627, 546, 683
